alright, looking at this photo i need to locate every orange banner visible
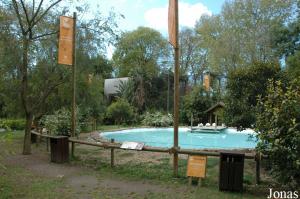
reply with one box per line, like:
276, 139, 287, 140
168, 0, 177, 47
203, 74, 210, 91
58, 16, 74, 65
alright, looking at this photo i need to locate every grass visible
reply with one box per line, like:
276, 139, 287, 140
72, 145, 268, 198
0, 130, 270, 199
0, 166, 65, 199
0, 131, 68, 199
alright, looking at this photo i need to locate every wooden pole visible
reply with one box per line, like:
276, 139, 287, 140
255, 152, 261, 184
173, 0, 179, 177
167, 69, 170, 113
111, 139, 115, 168
71, 12, 77, 157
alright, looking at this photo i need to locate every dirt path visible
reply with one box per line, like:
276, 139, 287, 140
3, 147, 188, 199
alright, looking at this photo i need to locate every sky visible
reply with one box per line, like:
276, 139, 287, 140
96, 0, 225, 32
86, 0, 226, 58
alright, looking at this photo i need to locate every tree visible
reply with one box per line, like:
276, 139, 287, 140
196, 0, 296, 74
2, 0, 120, 154
182, 85, 212, 125
273, 2, 300, 80
224, 62, 282, 128
286, 51, 300, 80
113, 26, 169, 77
113, 27, 169, 112
179, 27, 208, 86
9, 0, 64, 154
256, 78, 300, 188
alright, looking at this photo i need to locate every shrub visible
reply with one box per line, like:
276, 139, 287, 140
40, 108, 81, 136
0, 119, 26, 130
182, 85, 212, 124
142, 112, 173, 127
105, 98, 135, 125
256, 78, 300, 188
224, 62, 282, 128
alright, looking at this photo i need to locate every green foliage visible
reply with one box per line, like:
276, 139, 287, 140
224, 62, 282, 128
118, 69, 174, 113
0, 119, 25, 130
105, 99, 135, 125
142, 112, 173, 127
179, 27, 207, 86
113, 26, 169, 77
40, 108, 81, 136
286, 50, 300, 80
256, 78, 300, 188
0, 2, 119, 124
182, 85, 212, 124
196, 0, 296, 73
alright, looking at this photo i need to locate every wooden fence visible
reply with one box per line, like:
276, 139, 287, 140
31, 131, 263, 184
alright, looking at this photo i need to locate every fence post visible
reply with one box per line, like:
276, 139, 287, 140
46, 137, 49, 152
111, 139, 115, 168
255, 152, 261, 185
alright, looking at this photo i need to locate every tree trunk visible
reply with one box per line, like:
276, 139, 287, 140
21, 38, 32, 155
23, 114, 33, 155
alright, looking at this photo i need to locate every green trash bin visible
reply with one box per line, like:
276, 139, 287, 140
219, 151, 245, 192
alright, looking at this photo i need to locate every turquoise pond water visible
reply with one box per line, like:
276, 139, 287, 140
100, 128, 257, 149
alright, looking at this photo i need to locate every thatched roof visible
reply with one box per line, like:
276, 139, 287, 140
104, 77, 129, 96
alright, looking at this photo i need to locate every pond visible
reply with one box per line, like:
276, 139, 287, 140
100, 128, 257, 149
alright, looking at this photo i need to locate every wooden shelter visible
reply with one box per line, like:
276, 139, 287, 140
205, 102, 225, 125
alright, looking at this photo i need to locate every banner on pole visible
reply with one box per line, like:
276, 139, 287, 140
203, 74, 210, 91
168, 0, 177, 47
58, 16, 74, 65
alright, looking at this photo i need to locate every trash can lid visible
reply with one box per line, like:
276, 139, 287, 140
220, 150, 245, 156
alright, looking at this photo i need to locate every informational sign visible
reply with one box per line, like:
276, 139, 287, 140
58, 16, 74, 65
186, 155, 207, 178
120, 142, 144, 150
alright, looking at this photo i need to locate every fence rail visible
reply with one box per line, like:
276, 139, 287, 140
31, 131, 263, 184
68, 137, 257, 159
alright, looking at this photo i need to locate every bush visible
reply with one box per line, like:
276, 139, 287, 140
182, 85, 212, 124
142, 112, 173, 127
0, 119, 26, 130
40, 108, 81, 136
105, 99, 135, 125
256, 78, 300, 188
224, 62, 282, 128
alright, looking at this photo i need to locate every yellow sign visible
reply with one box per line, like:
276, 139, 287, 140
186, 155, 207, 178
58, 16, 74, 65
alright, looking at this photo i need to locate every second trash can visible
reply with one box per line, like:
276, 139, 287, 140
219, 151, 245, 192
50, 136, 69, 163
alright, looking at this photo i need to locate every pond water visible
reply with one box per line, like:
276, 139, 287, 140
100, 128, 257, 149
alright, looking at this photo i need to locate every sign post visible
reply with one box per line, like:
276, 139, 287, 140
58, 13, 76, 156
168, 0, 180, 177
186, 155, 207, 186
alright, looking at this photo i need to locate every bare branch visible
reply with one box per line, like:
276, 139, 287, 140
20, 0, 31, 26
33, 79, 66, 112
32, 0, 35, 19
12, 0, 26, 35
79, 26, 106, 35
31, 0, 62, 28
32, 31, 58, 40
30, 0, 43, 25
